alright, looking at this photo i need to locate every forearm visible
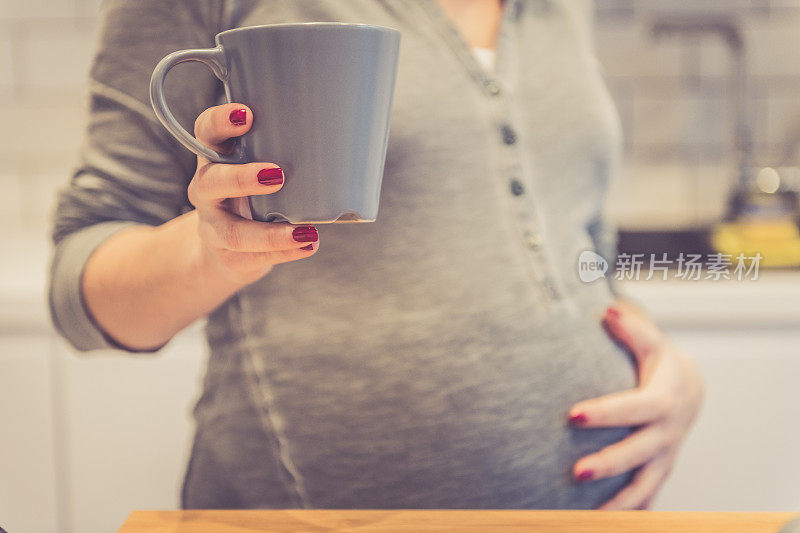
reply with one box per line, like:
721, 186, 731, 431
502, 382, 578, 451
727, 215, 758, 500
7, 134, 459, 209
81, 210, 250, 351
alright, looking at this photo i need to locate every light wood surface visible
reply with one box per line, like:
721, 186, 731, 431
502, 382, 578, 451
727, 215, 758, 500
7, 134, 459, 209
117, 510, 798, 532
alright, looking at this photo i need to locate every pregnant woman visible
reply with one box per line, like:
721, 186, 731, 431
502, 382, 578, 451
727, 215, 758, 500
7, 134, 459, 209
48, 0, 703, 509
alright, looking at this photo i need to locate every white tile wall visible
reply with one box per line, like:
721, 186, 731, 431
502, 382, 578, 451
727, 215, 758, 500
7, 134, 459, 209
609, 160, 733, 229
595, 1, 800, 227
0, 1, 97, 236
631, 94, 731, 154
0, 0, 81, 20
746, 13, 800, 78
762, 96, 800, 156
694, 38, 733, 78
75, 0, 103, 19
23, 173, 72, 226
16, 21, 97, 88
0, 100, 87, 155
0, 172, 24, 226
0, 33, 13, 84
594, 22, 685, 79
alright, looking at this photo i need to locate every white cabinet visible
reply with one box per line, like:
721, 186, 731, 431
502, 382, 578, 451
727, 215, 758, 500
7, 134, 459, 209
622, 275, 800, 511
53, 328, 206, 533
0, 324, 205, 533
654, 331, 800, 511
0, 228, 208, 533
0, 336, 59, 533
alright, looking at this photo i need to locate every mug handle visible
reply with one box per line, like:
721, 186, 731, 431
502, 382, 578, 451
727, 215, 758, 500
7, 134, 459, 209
149, 46, 246, 164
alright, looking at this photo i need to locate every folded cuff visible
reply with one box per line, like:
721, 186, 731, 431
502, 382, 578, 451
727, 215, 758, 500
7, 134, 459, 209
48, 220, 144, 352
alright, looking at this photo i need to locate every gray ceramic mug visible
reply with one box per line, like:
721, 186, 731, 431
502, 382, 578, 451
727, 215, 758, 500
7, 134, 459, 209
150, 22, 401, 224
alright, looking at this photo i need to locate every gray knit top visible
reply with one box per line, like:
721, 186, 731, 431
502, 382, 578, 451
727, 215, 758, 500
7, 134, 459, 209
48, 0, 637, 509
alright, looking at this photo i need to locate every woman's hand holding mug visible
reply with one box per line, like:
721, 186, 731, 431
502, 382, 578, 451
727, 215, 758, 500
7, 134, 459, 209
80, 102, 319, 352
188, 102, 318, 285
150, 23, 401, 285
79, 24, 399, 352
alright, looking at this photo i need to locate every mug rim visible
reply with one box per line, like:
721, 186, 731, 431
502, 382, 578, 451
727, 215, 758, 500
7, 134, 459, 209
216, 21, 400, 39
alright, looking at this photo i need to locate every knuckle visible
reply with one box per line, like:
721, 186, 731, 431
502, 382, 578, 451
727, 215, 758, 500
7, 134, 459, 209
654, 426, 676, 454
218, 220, 243, 250
646, 390, 672, 420
233, 165, 251, 194
663, 425, 682, 449
193, 163, 214, 199
218, 250, 241, 271
263, 225, 286, 250
658, 392, 677, 419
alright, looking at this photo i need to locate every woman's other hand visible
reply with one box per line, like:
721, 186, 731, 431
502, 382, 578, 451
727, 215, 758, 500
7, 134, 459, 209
567, 302, 705, 510
189, 103, 318, 285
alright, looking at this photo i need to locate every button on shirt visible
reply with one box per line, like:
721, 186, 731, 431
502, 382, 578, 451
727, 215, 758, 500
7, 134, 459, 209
510, 177, 525, 196
501, 124, 518, 145
48, 0, 634, 511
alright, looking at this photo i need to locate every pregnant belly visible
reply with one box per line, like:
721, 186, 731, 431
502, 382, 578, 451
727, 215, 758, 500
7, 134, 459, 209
238, 304, 639, 510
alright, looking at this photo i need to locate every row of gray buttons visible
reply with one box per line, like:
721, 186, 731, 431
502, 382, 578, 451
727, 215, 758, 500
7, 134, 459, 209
486, 85, 528, 203
478, 3, 567, 311
496, 122, 561, 303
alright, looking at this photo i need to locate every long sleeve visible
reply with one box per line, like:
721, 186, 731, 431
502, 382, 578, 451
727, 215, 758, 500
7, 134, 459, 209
48, 0, 225, 351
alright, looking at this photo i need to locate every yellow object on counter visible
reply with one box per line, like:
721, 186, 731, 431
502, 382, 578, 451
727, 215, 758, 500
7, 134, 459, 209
711, 220, 800, 268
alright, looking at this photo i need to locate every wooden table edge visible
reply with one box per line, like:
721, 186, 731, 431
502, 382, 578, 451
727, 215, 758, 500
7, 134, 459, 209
118, 509, 800, 533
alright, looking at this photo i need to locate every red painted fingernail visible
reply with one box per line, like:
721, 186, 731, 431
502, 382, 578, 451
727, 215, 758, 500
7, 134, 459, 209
605, 307, 620, 320
229, 108, 247, 125
257, 167, 283, 186
576, 469, 594, 482
300, 244, 314, 251
292, 226, 318, 243
569, 413, 588, 426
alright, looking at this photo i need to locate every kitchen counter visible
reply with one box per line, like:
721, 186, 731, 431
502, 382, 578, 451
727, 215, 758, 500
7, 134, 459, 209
117, 510, 799, 533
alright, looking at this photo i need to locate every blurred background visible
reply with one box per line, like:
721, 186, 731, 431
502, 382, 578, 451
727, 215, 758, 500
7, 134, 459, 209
1, 1, 799, 532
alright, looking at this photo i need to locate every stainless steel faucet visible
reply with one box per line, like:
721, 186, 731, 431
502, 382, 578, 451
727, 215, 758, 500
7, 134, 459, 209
650, 16, 753, 200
